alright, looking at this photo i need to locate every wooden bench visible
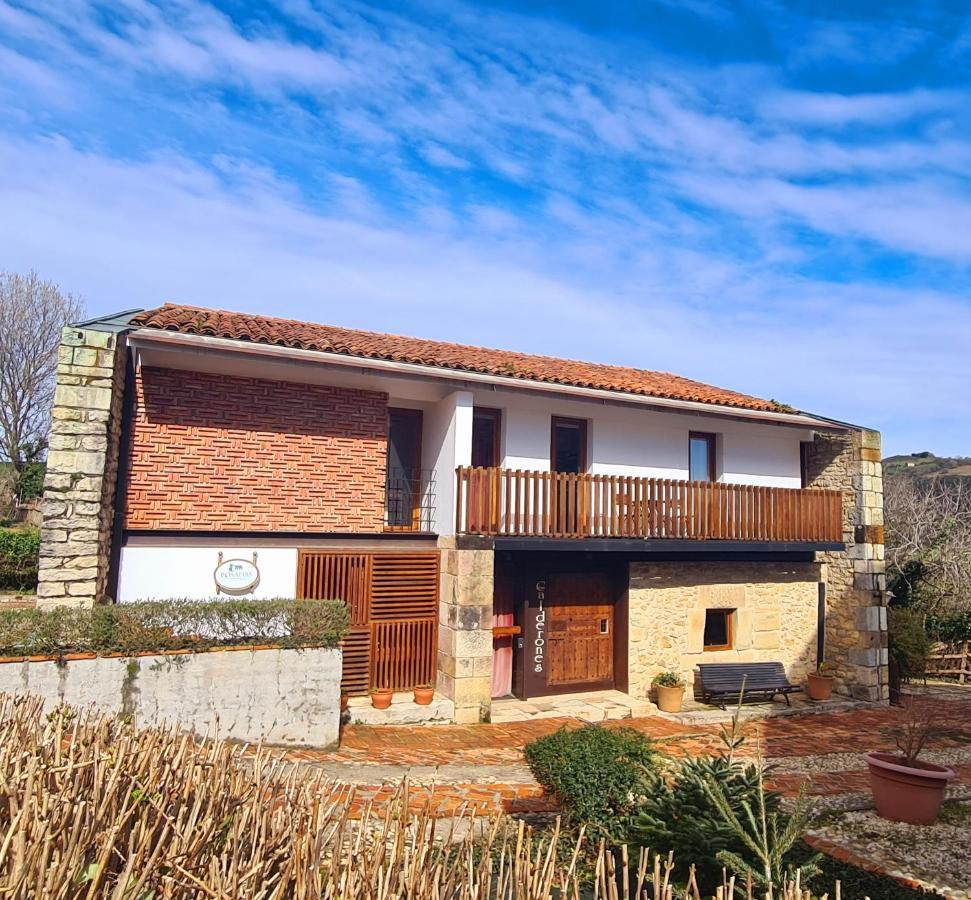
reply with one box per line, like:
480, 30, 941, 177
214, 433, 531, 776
697, 662, 798, 709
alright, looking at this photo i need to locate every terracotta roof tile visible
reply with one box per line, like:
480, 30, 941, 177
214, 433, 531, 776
130, 304, 784, 413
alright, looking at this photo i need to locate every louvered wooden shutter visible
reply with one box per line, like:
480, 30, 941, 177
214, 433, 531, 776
297, 550, 439, 695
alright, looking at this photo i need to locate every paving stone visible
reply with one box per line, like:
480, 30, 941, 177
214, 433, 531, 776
266, 692, 971, 820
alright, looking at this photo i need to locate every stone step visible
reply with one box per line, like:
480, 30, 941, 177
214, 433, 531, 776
347, 692, 455, 726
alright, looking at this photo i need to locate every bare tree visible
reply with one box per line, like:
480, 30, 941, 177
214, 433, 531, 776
0, 271, 84, 481
885, 474, 971, 613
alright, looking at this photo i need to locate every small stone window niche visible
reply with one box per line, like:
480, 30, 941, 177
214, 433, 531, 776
703, 608, 735, 651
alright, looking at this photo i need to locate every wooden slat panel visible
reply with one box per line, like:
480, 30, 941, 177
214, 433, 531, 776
339, 627, 371, 696
371, 618, 437, 691
298, 550, 439, 694
297, 551, 371, 626
370, 552, 440, 619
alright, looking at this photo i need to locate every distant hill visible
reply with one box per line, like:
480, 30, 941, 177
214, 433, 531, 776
884, 452, 971, 479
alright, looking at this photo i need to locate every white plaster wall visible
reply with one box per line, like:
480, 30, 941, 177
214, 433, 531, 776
421, 390, 473, 535
0, 648, 342, 748
468, 388, 809, 488
117, 547, 298, 603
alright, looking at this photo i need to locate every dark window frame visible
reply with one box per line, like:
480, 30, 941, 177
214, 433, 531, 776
703, 607, 735, 651
550, 416, 588, 474
800, 441, 813, 489
472, 407, 502, 469
688, 431, 717, 482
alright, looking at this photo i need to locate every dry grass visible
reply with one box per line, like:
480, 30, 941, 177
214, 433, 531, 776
0, 694, 852, 898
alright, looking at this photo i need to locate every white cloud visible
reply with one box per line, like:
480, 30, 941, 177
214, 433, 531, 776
0, 1, 969, 455
0, 132, 967, 455
761, 88, 965, 126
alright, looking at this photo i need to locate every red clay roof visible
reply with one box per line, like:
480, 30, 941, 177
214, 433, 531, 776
130, 304, 785, 413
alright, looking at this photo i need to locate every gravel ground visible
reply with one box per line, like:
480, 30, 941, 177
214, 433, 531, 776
808, 801, 971, 899
767, 745, 971, 775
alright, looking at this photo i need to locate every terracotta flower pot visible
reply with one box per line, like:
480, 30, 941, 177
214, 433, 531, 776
655, 683, 685, 713
370, 690, 393, 710
865, 752, 956, 824
413, 687, 435, 706
806, 672, 834, 701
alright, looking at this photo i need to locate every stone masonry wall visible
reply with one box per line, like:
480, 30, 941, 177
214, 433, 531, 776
628, 561, 821, 700
37, 327, 127, 608
437, 538, 493, 724
805, 429, 888, 701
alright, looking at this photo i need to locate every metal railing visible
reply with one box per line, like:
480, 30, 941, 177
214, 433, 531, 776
384, 467, 436, 532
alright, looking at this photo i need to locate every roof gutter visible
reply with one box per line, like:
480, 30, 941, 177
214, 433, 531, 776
129, 328, 847, 431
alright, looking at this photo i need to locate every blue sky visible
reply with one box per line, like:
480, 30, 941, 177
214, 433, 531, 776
1, 0, 969, 456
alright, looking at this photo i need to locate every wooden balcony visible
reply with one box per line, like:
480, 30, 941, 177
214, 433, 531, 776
455, 467, 843, 543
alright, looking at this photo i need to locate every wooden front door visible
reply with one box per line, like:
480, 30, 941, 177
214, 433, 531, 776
546, 572, 614, 690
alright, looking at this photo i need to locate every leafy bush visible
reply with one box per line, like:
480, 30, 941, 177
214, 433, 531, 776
926, 611, 971, 643
0, 527, 40, 591
0, 598, 349, 657
888, 607, 931, 682
524, 725, 659, 839
652, 670, 684, 688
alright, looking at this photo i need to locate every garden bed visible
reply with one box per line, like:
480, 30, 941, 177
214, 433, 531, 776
807, 801, 971, 898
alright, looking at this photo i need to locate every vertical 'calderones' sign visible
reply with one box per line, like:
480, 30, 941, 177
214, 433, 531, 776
533, 579, 547, 675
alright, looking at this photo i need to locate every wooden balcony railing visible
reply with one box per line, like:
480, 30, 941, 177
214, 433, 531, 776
455, 467, 844, 542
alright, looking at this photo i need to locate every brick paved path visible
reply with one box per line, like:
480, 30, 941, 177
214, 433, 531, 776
279, 699, 971, 818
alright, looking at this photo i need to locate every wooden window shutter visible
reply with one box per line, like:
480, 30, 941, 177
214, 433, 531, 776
297, 550, 439, 695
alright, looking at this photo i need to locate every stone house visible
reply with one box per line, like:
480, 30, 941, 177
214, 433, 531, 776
39, 305, 888, 722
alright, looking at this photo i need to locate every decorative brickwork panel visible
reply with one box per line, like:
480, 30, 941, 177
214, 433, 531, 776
125, 367, 388, 532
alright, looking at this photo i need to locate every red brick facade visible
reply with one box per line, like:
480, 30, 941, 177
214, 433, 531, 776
125, 367, 388, 531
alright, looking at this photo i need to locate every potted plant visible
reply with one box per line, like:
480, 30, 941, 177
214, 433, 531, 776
806, 661, 835, 701
413, 682, 435, 705
865, 695, 957, 824
652, 671, 685, 713
369, 687, 393, 710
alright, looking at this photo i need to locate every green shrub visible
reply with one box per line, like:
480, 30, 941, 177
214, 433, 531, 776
926, 611, 971, 643
651, 670, 684, 688
0, 598, 349, 657
888, 607, 931, 682
524, 725, 659, 839
631, 756, 790, 890
0, 527, 40, 591
631, 697, 818, 894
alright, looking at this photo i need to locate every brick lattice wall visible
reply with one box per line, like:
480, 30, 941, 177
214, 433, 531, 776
125, 367, 388, 532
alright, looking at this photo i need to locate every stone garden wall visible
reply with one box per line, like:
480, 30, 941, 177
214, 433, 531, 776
0, 646, 342, 748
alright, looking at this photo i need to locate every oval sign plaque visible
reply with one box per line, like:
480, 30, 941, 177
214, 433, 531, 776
213, 558, 260, 595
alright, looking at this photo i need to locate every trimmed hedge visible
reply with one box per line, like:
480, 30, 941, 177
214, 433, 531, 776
0, 598, 349, 657
0, 527, 40, 591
